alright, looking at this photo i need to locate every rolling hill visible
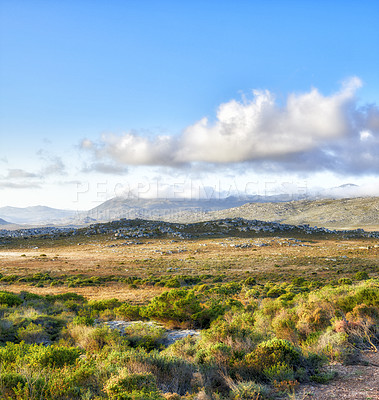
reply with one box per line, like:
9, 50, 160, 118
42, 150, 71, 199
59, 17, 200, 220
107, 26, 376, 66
201, 197, 379, 230
1, 196, 378, 231
82, 196, 379, 230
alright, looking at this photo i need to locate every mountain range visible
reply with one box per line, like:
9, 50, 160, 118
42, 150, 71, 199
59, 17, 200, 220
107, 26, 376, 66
199, 197, 379, 230
81, 195, 282, 223
0, 206, 77, 225
1, 193, 378, 230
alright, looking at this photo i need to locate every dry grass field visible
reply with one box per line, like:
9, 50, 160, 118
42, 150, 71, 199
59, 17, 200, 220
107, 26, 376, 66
1, 229, 378, 302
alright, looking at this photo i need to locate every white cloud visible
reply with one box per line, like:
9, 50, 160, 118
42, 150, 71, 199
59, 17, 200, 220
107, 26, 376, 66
360, 130, 373, 141
319, 181, 379, 198
82, 77, 379, 175
82, 162, 128, 175
5, 169, 38, 179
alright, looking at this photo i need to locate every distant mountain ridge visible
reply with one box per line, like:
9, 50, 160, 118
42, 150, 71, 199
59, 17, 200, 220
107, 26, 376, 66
200, 197, 379, 230
1, 194, 379, 230
81, 194, 306, 223
80, 195, 379, 230
0, 206, 77, 225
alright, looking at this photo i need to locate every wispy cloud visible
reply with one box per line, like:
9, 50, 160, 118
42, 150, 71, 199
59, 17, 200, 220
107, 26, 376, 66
0, 169, 40, 190
81, 77, 379, 175
36, 151, 66, 176
0, 182, 41, 189
5, 169, 38, 179
82, 162, 128, 175
40, 157, 66, 176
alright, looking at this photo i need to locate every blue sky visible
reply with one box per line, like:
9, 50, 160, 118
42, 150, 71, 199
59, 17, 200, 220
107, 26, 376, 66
1, 0, 379, 210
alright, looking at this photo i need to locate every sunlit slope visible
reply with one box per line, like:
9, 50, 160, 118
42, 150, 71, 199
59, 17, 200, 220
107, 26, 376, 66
205, 197, 379, 230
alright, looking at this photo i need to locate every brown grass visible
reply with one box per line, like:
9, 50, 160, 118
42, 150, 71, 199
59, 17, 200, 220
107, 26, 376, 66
0, 233, 378, 303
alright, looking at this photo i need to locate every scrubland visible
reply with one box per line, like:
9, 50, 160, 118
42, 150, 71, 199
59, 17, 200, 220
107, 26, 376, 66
0, 227, 378, 399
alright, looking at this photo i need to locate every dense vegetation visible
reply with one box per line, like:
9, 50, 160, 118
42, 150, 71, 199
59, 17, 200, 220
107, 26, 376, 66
0, 275, 378, 399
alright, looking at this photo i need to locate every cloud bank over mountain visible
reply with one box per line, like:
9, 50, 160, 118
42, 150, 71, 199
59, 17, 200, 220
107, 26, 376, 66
82, 77, 379, 175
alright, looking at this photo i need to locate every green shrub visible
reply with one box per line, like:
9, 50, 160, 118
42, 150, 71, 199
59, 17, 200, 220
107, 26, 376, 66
142, 289, 202, 327
211, 282, 242, 296
310, 370, 337, 384
164, 278, 181, 288
105, 370, 157, 392
195, 342, 232, 366
105, 349, 194, 395
278, 292, 296, 302
338, 286, 379, 313
266, 286, 286, 298
17, 322, 50, 344
0, 275, 18, 283
338, 278, 353, 285
31, 345, 82, 368
0, 341, 29, 364
354, 286, 379, 307
64, 299, 82, 311
230, 380, 270, 400
244, 277, 257, 286
123, 322, 166, 351
0, 292, 22, 307
68, 324, 125, 352
0, 371, 27, 391
355, 271, 369, 281
200, 310, 257, 349
104, 370, 163, 400
88, 298, 122, 311
263, 362, 295, 382
115, 304, 142, 321
292, 277, 306, 286
32, 315, 65, 340
245, 338, 301, 380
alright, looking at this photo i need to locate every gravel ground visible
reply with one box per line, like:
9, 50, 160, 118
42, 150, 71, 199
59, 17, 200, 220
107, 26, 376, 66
296, 351, 379, 400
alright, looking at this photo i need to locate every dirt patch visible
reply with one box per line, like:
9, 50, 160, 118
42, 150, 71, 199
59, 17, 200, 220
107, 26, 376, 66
296, 351, 379, 399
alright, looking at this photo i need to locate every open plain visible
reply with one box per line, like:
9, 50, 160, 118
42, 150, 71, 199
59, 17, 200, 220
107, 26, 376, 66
0, 223, 378, 301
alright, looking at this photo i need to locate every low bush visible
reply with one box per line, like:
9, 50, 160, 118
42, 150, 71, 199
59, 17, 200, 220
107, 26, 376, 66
0, 372, 27, 396
355, 271, 369, 281
89, 298, 122, 311
104, 370, 161, 400
115, 304, 142, 321
105, 349, 195, 395
142, 289, 203, 327
123, 322, 166, 351
0, 292, 22, 307
30, 345, 82, 368
67, 324, 125, 352
17, 322, 50, 344
229, 380, 270, 400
